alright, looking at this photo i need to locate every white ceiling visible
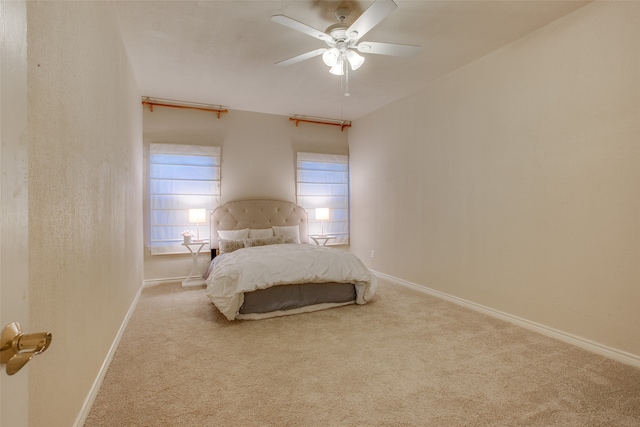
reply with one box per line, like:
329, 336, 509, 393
112, 0, 589, 121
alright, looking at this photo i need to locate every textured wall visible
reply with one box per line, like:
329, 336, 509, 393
142, 107, 348, 281
27, 2, 143, 425
350, 2, 640, 357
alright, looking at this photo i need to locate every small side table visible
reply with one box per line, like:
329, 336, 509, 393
182, 241, 209, 287
310, 235, 335, 246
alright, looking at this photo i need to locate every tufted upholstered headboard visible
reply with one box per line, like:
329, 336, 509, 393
210, 199, 309, 252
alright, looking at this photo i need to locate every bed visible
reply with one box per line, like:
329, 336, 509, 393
205, 199, 377, 320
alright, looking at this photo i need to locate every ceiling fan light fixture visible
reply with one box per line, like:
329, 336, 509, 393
322, 48, 340, 67
346, 50, 365, 70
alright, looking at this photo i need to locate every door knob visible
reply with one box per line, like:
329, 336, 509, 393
1, 322, 52, 375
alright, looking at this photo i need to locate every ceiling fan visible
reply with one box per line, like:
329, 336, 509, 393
271, 0, 420, 76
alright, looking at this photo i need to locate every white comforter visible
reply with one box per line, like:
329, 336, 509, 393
206, 243, 377, 320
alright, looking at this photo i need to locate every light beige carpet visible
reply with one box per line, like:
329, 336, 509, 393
85, 280, 640, 426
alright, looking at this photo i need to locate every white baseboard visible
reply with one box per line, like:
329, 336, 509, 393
73, 281, 145, 427
143, 277, 185, 287
373, 271, 640, 369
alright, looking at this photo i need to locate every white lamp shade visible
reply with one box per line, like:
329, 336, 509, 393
329, 60, 344, 76
188, 208, 206, 223
346, 50, 365, 70
316, 208, 330, 221
322, 48, 339, 67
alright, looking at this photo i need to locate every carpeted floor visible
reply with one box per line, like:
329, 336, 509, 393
84, 279, 640, 426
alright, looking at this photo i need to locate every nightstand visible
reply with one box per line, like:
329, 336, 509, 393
309, 235, 335, 246
182, 241, 209, 287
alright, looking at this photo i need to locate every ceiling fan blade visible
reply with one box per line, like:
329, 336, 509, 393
275, 48, 327, 67
357, 42, 420, 57
345, 0, 397, 41
271, 15, 333, 42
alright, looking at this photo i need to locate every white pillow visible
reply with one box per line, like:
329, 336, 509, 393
217, 228, 249, 240
272, 225, 300, 244
248, 228, 274, 239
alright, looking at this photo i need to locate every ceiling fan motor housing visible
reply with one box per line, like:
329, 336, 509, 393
325, 23, 351, 45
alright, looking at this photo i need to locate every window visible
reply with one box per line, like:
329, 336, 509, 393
149, 143, 220, 254
296, 152, 349, 245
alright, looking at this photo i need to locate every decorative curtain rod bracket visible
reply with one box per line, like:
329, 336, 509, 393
289, 116, 352, 132
142, 98, 228, 118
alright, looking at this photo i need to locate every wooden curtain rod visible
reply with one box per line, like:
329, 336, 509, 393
142, 99, 228, 119
289, 117, 352, 132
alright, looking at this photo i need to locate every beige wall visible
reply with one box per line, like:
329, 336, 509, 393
350, 2, 640, 358
143, 107, 348, 281
27, 2, 143, 426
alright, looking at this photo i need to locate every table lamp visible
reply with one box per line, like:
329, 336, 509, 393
188, 208, 206, 241
316, 208, 330, 236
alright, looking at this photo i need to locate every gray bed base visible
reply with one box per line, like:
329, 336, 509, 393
239, 282, 356, 314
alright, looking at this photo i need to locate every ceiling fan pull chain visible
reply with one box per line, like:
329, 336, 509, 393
344, 60, 350, 97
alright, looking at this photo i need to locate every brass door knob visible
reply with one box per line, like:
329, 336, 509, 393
0, 322, 52, 375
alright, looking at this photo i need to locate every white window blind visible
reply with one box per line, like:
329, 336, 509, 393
296, 152, 349, 245
149, 143, 220, 254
